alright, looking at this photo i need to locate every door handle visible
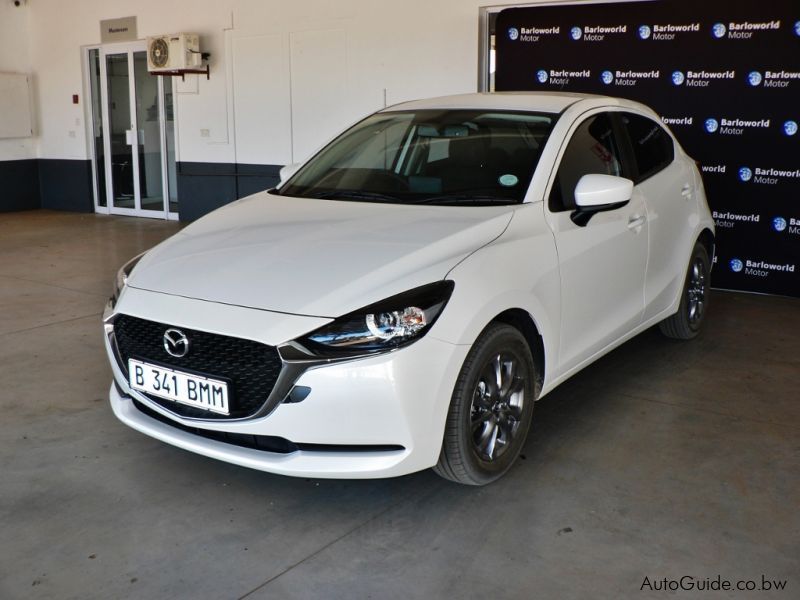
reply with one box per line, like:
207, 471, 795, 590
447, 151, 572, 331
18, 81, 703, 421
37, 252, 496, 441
627, 214, 646, 231
681, 184, 692, 199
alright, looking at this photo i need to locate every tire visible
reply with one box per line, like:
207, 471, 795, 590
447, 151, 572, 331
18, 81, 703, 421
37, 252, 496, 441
659, 242, 710, 340
433, 323, 538, 485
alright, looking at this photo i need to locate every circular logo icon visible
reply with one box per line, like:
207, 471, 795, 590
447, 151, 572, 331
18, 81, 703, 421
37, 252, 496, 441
784, 120, 798, 136
729, 258, 744, 273
508, 27, 519, 41
705, 118, 719, 133
795, 20, 800, 36
672, 70, 685, 86
738, 167, 753, 182
601, 70, 614, 85
570, 26, 583, 40
163, 328, 190, 358
536, 69, 549, 83
638, 25, 652, 40
712, 23, 727, 39
773, 216, 787, 232
748, 71, 763, 86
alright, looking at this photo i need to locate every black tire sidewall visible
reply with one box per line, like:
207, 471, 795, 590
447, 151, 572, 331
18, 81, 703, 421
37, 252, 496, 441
454, 325, 536, 484
684, 244, 711, 334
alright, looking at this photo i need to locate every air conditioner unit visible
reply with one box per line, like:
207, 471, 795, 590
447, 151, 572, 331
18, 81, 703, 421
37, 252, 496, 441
146, 33, 201, 72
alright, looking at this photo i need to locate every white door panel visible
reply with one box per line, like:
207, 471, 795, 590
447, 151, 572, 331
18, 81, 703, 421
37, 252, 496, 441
550, 195, 648, 373
641, 157, 696, 321
545, 111, 648, 376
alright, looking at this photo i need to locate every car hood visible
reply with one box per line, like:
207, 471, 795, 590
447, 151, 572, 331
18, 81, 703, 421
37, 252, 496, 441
128, 192, 515, 317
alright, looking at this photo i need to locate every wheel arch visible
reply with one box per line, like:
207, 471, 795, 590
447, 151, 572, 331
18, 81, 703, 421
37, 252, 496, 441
491, 308, 545, 394
697, 228, 715, 265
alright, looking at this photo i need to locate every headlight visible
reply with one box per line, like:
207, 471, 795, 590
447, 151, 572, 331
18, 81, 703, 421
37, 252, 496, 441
294, 281, 455, 357
110, 252, 146, 307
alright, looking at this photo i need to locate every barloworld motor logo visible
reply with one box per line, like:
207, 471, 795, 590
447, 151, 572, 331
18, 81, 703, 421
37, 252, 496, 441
737, 166, 800, 184
672, 70, 685, 85
712, 23, 727, 38
796, 20, 800, 36
602, 69, 659, 86
773, 217, 787, 232
748, 71, 763, 86
729, 257, 796, 276
535, 68, 592, 85
570, 26, 583, 40
703, 117, 770, 136
674, 69, 736, 88
784, 120, 798, 136
638, 25, 651, 39
712, 211, 760, 230
510, 25, 562, 42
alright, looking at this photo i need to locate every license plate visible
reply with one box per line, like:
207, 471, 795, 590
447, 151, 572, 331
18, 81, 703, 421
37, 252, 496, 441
128, 359, 230, 415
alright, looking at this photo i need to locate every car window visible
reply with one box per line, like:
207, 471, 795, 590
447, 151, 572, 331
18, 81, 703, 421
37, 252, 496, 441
337, 116, 413, 170
619, 112, 674, 183
549, 113, 625, 212
277, 109, 557, 206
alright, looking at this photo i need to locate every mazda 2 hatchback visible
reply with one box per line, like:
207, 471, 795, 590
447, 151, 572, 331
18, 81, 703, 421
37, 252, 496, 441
104, 93, 714, 485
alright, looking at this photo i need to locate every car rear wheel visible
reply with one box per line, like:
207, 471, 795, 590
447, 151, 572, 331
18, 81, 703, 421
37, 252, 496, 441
433, 323, 537, 485
659, 241, 710, 340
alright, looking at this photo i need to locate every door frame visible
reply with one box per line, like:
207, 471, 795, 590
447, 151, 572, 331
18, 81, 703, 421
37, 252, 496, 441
82, 42, 179, 220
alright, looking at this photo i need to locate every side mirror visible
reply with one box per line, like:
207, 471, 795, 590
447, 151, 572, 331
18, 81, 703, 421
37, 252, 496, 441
278, 162, 301, 186
571, 174, 633, 227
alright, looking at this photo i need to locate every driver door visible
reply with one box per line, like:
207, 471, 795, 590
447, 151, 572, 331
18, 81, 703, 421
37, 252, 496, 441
545, 111, 649, 375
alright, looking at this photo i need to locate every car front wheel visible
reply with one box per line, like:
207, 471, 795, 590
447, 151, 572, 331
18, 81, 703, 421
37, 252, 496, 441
434, 323, 538, 485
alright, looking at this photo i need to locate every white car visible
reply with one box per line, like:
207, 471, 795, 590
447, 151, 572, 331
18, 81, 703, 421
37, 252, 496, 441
104, 92, 714, 485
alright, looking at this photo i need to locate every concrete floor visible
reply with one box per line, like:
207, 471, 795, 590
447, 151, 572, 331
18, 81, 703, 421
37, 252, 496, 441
0, 210, 798, 600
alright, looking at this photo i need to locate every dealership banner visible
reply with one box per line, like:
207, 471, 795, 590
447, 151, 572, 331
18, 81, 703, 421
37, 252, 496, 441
496, 0, 800, 297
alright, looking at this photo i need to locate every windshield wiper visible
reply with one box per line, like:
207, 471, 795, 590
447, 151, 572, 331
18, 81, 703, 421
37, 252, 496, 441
411, 194, 517, 206
311, 190, 400, 203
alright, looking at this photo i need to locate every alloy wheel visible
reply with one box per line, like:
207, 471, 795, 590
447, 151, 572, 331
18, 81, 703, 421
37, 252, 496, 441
470, 352, 527, 461
687, 258, 707, 326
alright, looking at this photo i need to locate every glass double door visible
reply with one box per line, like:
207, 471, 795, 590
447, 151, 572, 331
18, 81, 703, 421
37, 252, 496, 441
89, 42, 177, 218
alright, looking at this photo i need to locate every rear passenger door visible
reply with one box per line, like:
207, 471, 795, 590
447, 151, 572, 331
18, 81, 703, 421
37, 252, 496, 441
545, 111, 649, 375
618, 112, 695, 322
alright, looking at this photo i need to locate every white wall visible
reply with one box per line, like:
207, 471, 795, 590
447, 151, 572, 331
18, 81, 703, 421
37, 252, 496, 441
0, 1, 35, 161
13, 0, 585, 167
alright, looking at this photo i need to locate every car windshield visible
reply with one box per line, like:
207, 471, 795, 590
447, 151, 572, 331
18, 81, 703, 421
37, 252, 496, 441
275, 109, 557, 206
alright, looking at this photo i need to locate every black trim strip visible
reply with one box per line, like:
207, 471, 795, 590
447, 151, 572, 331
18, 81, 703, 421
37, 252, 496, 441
131, 398, 404, 454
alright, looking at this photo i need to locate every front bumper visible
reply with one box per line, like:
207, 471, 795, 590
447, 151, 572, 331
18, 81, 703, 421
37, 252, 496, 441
105, 287, 469, 479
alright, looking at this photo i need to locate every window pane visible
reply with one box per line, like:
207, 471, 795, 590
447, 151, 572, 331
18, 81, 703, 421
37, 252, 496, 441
88, 49, 106, 207
550, 114, 622, 212
621, 113, 674, 181
134, 51, 164, 212
280, 110, 556, 205
106, 53, 135, 209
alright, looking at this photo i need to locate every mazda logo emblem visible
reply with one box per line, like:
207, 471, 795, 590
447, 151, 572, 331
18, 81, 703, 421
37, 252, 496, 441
163, 328, 190, 358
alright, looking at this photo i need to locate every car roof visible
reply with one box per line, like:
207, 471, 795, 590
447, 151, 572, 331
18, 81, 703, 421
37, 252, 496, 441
382, 92, 644, 115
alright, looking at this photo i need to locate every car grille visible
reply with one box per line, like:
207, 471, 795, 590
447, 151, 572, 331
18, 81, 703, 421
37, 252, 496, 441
113, 314, 283, 420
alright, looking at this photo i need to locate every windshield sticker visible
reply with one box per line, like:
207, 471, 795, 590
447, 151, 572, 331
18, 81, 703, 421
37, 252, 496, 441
499, 174, 519, 187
